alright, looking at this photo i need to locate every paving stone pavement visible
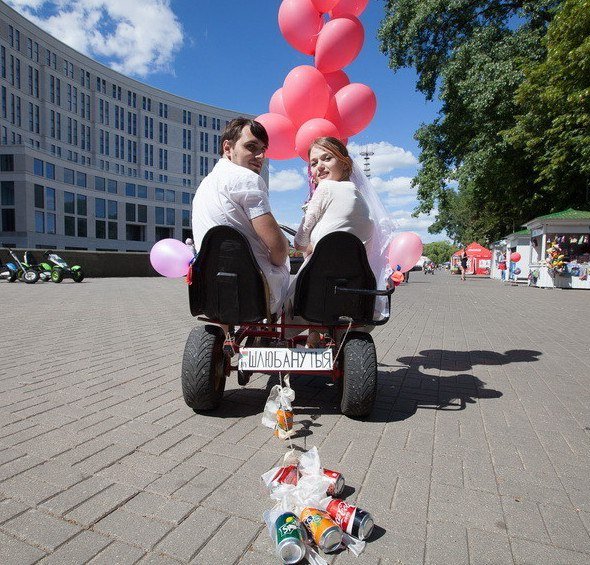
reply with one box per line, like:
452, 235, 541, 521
1, 273, 590, 565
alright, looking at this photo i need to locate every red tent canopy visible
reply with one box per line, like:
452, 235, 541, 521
452, 242, 492, 274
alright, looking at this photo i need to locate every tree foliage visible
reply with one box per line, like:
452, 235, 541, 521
503, 0, 590, 208
379, 1, 568, 244
423, 241, 459, 264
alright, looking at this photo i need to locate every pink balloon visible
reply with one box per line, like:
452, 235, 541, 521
269, 88, 288, 117
150, 238, 194, 278
330, 0, 368, 17
388, 232, 424, 273
311, 0, 340, 12
255, 113, 297, 160
278, 0, 324, 55
283, 65, 331, 127
315, 16, 364, 73
295, 118, 340, 161
325, 83, 376, 137
323, 69, 350, 96
510, 252, 521, 262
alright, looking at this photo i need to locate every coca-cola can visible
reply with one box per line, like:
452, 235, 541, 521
270, 465, 299, 487
326, 499, 374, 541
323, 468, 345, 497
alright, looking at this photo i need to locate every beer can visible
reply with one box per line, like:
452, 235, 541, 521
274, 512, 306, 564
276, 408, 294, 432
300, 507, 343, 553
323, 468, 345, 497
270, 465, 299, 488
326, 498, 375, 541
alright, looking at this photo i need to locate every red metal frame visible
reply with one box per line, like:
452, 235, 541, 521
196, 312, 365, 381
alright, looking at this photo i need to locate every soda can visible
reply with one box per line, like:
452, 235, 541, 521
270, 465, 299, 488
276, 408, 294, 432
323, 468, 345, 497
274, 512, 306, 564
326, 498, 375, 541
300, 507, 343, 553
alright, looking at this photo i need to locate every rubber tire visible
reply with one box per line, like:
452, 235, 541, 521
181, 325, 226, 411
72, 269, 84, 283
23, 270, 39, 284
339, 331, 378, 418
7, 269, 17, 283
51, 268, 64, 283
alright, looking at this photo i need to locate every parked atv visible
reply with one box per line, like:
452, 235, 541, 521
22, 251, 53, 282
43, 252, 85, 283
1, 244, 39, 283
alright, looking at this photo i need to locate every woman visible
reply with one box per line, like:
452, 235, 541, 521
288, 137, 395, 345
294, 137, 373, 256
460, 249, 468, 281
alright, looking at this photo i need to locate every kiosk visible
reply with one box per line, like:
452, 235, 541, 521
524, 208, 590, 289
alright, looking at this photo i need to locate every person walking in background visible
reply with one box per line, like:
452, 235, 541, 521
460, 249, 468, 281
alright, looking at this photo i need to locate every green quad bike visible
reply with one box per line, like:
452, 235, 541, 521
22, 251, 53, 282
44, 251, 84, 283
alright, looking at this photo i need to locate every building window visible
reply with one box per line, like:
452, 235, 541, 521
155, 188, 164, 201
0, 155, 14, 171
125, 182, 136, 197
126, 202, 135, 222
107, 179, 117, 194
182, 192, 191, 205
34, 158, 43, 176
137, 185, 147, 199
76, 171, 87, 188
182, 209, 190, 227
64, 168, 74, 184
46, 162, 55, 180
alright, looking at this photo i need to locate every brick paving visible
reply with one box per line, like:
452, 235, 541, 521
1, 273, 589, 564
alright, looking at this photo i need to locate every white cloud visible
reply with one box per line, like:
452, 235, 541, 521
268, 168, 306, 192
7, 0, 184, 77
348, 141, 417, 176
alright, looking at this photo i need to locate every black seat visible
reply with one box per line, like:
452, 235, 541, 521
188, 226, 270, 325
24, 251, 40, 265
294, 231, 389, 326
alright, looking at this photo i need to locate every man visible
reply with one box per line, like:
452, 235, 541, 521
192, 117, 290, 315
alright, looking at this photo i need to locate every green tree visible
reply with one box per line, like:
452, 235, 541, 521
378, 1, 561, 244
504, 0, 590, 208
423, 241, 459, 264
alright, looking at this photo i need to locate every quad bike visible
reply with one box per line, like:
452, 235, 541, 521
43, 252, 85, 282
180, 226, 394, 418
1, 244, 39, 284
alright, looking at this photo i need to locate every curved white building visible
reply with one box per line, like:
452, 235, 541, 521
0, 2, 260, 251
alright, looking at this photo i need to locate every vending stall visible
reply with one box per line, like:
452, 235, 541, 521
524, 208, 590, 289
451, 242, 492, 276
490, 240, 507, 280
506, 229, 531, 283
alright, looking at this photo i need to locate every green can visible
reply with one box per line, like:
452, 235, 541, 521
274, 512, 306, 564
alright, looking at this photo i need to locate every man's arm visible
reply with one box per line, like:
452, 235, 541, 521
251, 213, 289, 266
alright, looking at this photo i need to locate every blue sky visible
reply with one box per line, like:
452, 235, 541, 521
9, 0, 445, 242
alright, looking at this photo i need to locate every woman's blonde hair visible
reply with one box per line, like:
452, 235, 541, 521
308, 137, 353, 182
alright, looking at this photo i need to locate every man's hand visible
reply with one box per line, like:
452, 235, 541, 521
251, 213, 289, 266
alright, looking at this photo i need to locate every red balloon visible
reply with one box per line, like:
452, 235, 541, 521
269, 88, 288, 117
330, 0, 368, 17
295, 118, 340, 161
283, 65, 331, 127
278, 0, 324, 55
315, 16, 364, 73
255, 113, 297, 160
323, 69, 350, 96
510, 252, 521, 262
311, 0, 340, 12
325, 82, 376, 137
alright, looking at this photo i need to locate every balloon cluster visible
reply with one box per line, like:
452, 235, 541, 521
546, 241, 565, 274
257, 0, 375, 161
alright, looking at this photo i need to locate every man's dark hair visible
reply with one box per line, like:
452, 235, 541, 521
219, 117, 269, 156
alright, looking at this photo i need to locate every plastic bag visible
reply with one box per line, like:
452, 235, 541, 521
261, 384, 296, 439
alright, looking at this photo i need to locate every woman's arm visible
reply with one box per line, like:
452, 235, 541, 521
293, 183, 328, 250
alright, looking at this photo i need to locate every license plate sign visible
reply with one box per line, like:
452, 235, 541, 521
238, 348, 333, 372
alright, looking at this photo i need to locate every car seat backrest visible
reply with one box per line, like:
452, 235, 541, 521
24, 251, 39, 265
188, 225, 270, 325
293, 231, 376, 325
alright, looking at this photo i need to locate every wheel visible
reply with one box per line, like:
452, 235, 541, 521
181, 325, 226, 411
339, 332, 377, 418
22, 269, 39, 284
72, 269, 84, 283
51, 267, 64, 283
7, 269, 17, 283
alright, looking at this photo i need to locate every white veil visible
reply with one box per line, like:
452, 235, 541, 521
350, 161, 396, 320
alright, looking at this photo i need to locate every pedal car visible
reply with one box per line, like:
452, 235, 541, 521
181, 226, 394, 418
